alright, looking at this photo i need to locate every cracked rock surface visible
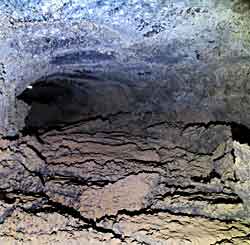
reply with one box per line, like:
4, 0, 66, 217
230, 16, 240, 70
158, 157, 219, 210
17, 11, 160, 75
1, 0, 250, 244
1, 115, 250, 244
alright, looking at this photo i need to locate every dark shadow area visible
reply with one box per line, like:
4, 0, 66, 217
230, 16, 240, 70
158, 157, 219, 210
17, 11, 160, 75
0, 191, 16, 204
17, 78, 89, 131
18, 81, 73, 105
231, 122, 250, 145
191, 169, 221, 184
16, 74, 136, 133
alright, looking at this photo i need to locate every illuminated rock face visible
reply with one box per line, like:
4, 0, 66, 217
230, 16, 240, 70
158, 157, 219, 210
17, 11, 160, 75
1, 0, 250, 244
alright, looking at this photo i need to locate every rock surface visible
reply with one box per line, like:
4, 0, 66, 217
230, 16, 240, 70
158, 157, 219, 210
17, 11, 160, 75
1, 0, 250, 244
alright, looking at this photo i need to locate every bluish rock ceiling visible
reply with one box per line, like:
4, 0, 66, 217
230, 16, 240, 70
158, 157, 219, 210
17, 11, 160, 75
1, 0, 250, 135
0, 0, 180, 34
0, 1, 228, 38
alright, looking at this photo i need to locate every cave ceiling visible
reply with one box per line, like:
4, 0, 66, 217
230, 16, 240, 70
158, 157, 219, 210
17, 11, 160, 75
0, 1, 250, 135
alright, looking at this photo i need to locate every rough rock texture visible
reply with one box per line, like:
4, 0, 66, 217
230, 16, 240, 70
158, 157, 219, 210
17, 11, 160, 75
1, 0, 250, 244
0, 0, 250, 135
1, 116, 250, 244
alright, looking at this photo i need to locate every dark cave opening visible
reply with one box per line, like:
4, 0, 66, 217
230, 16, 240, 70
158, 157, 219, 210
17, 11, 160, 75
17, 77, 90, 131
17, 78, 250, 148
16, 73, 138, 135
17, 81, 72, 106
15, 69, 250, 148
231, 122, 250, 145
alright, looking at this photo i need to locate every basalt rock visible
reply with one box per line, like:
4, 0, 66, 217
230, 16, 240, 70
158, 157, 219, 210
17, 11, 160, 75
1, 1, 250, 244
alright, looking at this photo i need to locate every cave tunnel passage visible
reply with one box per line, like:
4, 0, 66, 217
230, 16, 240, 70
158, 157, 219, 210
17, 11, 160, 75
17, 78, 89, 131
17, 80, 87, 129
3, 1, 250, 243
16, 73, 250, 146
16, 74, 139, 133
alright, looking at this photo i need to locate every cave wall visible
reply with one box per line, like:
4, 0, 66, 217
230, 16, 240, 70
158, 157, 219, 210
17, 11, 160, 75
1, 0, 250, 244
1, 117, 250, 244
